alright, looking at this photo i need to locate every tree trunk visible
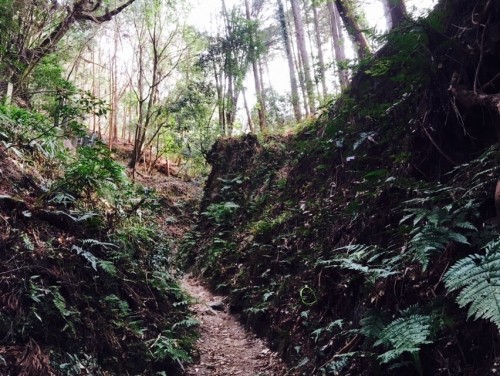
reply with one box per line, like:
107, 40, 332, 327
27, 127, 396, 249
327, 1, 349, 88
312, 4, 328, 99
334, 0, 371, 58
242, 86, 255, 133
290, 0, 316, 114
383, 0, 407, 29
278, 0, 301, 122
244, 0, 266, 132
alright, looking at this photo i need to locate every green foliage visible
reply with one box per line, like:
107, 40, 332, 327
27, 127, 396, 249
54, 143, 125, 199
29, 276, 77, 328
147, 331, 192, 364
58, 352, 103, 375
0, 105, 60, 155
368, 23, 430, 86
202, 201, 240, 224
318, 352, 357, 375
311, 320, 344, 343
111, 221, 159, 259
260, 88, 295, 130
169, 79, 219, 167
360, 309, 385, 340
250, 211, 291, 237
401, 202, 475, 269
444, 238, 500, 331
206, 237, 235, 266
71, 244, 117, 276
374, 314, 431, 372
317, 244, 397, 283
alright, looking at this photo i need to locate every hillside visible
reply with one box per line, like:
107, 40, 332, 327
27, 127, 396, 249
182, 0, 500, 374
0, 110, 200, 375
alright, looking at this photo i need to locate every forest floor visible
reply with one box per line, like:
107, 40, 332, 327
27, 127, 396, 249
182, 276, 287, 376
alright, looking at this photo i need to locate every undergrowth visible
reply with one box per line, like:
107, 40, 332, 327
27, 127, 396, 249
0, 101, 197, 375
181, 2, 500, 372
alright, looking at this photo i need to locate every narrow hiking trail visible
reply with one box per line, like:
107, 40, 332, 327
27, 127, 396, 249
182, 275, 288, 376
113, 143, 288, 375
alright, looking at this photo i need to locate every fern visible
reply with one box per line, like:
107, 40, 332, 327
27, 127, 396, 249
444, 238, 500, 330
71, 245, 117, 275
318, 352, 357, 375
374, 314, 432, 373
172, 317, 199, 330
401, 205, 474, 269
317, 244, 396, 281
360, 309, 385, 339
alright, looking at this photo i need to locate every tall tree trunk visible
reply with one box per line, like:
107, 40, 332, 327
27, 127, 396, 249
334, 0, 371, 58
109, 40, 119, 150
327, 1, 349, 88
111, 22, 119, 144
278, 0, 301, 122
290, 0, 316, 114
383, 0, 407, 29
244, 0, 266, 132
258, 58, 268, 122
226, 74, 235, 136
312, 4, 328, 99
242, 86, 255, 133
97, 47, 102, 137
91, 49, 97, 133
295, 48, 309, 116
304, 6, 321, 101
129, 41, 145, 170
214, 66, 226, 135
221, 0, 238, 135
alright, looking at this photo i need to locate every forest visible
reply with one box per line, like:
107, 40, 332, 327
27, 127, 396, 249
0, 0, 499, 375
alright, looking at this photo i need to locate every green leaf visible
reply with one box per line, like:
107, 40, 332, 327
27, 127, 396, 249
374, 314, 432, 364
444, 239, 500, 330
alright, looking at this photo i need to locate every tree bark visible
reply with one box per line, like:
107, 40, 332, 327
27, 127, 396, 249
278, 0, 302, 122
334, 0, 371, 58
242, 86, 255, 133
327, 1, 349, 88
290, 0, 316, 114
312, 4, 328, 99
244, 0, 266, 132
383, 0, 407, 29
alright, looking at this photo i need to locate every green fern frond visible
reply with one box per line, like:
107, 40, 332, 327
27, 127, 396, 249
319, 352, 357, 375
454, 221, 477, 231
360, 309, 385, 339
402, 205, 474, 269
96, 259, 117, 276
374, 315, 432, 364
81, 238, 117, 249
444, 238, 500, 330
317, 244, 395, 280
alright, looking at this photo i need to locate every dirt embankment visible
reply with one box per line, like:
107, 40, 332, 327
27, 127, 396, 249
183, 0, 500, 374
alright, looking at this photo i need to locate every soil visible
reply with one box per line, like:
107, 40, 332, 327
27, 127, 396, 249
182, 275, 288, 376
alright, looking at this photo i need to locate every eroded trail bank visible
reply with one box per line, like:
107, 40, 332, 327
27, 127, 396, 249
182, 276, 287, 376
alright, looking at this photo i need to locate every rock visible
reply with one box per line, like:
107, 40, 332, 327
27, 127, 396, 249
208, 301, 225, 311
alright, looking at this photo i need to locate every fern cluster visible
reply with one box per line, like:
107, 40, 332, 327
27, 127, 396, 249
401, 202, 476, 269
316, 244, 396, 283
360, 307, 436, 375
444, 238, 500, 331
373, 314, 432, 365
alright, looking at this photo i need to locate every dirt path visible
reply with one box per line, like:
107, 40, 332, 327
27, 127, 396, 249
182, 275, 288, 376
